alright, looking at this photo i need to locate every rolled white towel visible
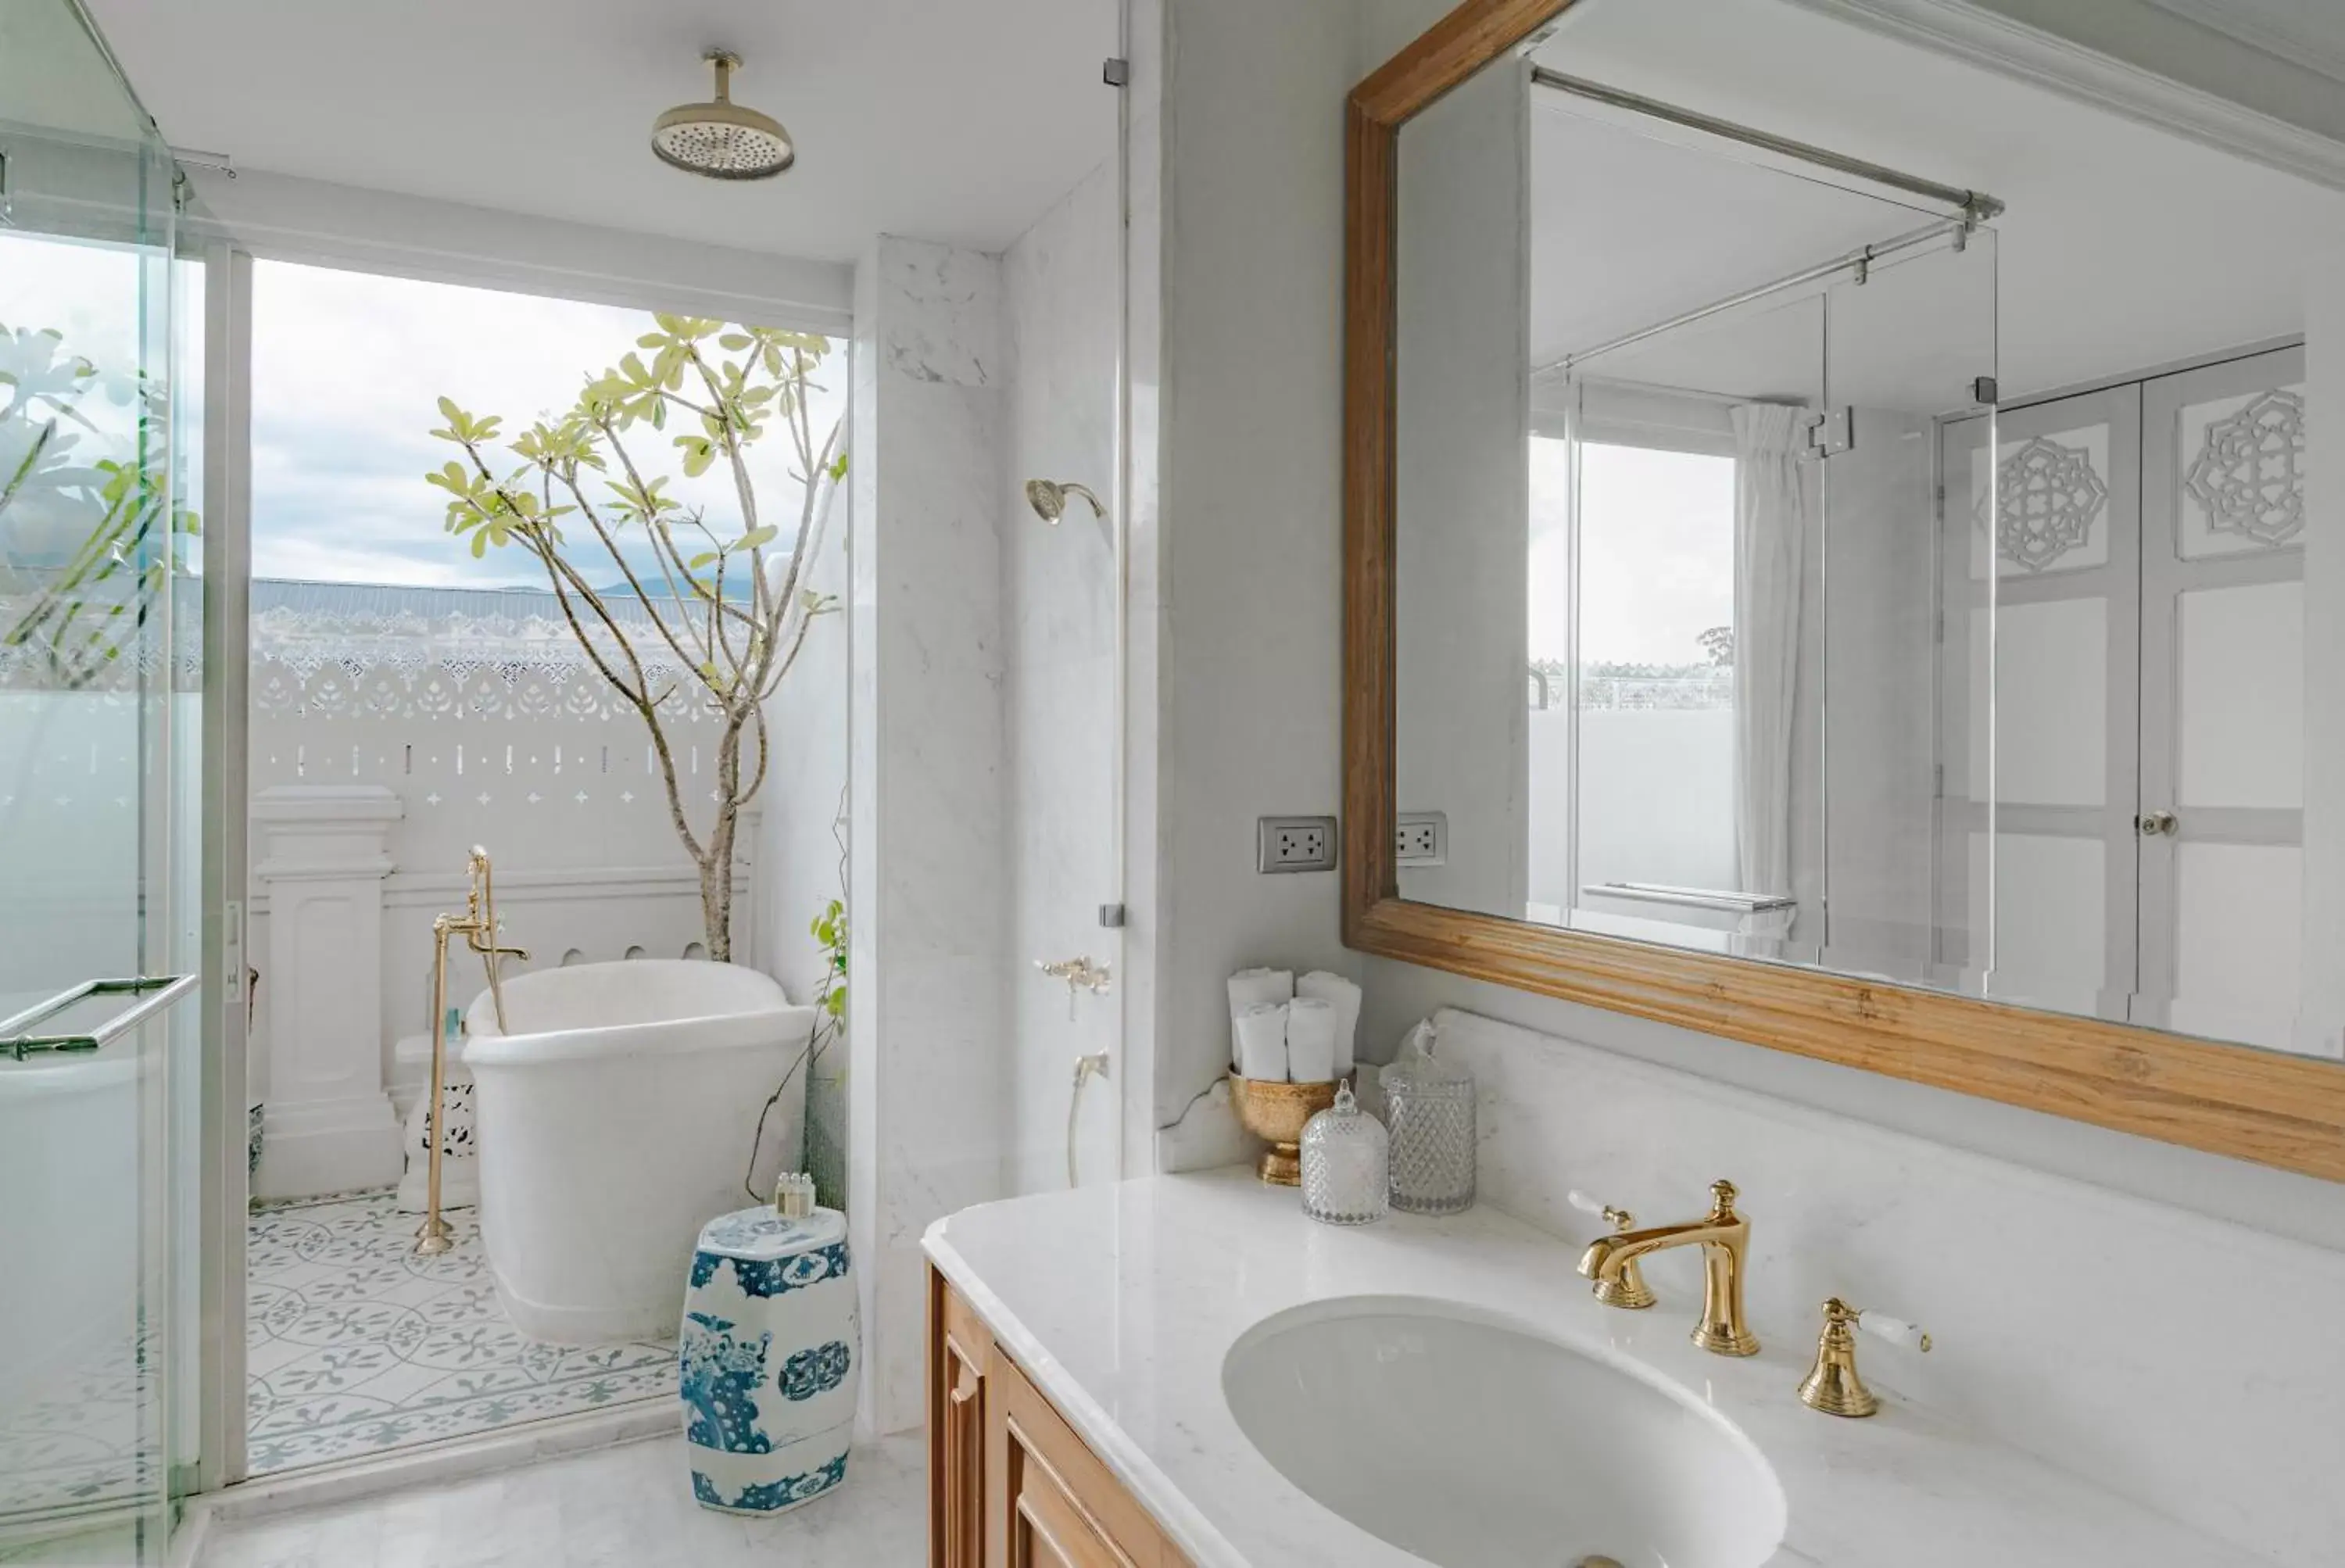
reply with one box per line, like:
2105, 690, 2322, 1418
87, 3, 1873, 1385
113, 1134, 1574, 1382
1234, 1001, 1291, 1083
1285, 997, 1337, 1083
1296, 971, 1361, 1079
1227, 968, 1295, 1069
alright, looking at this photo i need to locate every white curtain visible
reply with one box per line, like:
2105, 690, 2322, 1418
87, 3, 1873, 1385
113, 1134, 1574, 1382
1731, 404, 1808, 899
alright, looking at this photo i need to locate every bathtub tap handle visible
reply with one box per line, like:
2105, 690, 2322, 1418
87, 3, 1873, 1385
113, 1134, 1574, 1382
1036, 956, 1112, 1019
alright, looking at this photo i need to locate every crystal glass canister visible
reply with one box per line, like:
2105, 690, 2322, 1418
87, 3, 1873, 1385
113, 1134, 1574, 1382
1380, 1022, 1475, 1215
1300, 1083, 1388, 1225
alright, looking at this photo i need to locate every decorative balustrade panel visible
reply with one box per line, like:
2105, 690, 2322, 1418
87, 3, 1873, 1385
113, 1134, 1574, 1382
247, 580, 746, 875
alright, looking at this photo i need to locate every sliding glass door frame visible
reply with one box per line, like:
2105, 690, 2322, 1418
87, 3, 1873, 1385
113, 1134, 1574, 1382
195, 236, 253, 1494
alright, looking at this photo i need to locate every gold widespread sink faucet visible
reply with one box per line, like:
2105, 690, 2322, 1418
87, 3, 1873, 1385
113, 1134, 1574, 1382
1576, 1179, 1760, 1357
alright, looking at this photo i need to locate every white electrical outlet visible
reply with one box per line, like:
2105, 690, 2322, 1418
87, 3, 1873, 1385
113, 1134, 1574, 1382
1258, 815, 1337, 873
1395, 811, 1447, 865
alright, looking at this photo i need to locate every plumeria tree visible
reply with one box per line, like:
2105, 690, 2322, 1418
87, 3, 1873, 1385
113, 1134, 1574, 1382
1, 320, 191, 689
426, 315, 844, 961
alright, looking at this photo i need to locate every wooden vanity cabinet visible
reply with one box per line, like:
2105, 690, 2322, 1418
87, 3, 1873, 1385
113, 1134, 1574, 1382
929, 1269, 1190, 1568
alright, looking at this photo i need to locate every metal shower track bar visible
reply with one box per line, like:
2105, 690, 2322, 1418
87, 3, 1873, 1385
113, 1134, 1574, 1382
1530, 66, 2003, 224
1542, 213, 1972, 377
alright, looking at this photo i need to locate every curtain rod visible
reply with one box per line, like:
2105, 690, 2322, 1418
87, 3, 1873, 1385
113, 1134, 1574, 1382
1529, 66, 2003, 224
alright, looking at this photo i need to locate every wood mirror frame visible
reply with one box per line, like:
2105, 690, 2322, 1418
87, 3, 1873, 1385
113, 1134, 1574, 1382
1341, 0, 2345, 1182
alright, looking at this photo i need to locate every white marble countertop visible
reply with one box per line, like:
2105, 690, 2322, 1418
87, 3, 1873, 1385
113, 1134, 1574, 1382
922, 1169, 2264, 1568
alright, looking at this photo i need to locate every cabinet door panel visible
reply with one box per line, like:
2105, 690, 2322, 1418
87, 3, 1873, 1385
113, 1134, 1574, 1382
931, 1273, 990, 1568
1006, 1434, 1135, 1568
985, 1337, 1182, 1568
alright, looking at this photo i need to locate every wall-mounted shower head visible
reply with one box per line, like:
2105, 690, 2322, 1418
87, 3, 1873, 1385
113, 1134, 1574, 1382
653, 51, 796, 181
1026, 478, 1107, 525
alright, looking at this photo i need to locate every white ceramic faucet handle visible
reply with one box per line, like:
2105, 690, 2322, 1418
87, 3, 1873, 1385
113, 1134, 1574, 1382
1567, 1190, 1636, 1229
1857, 1310, 1931, 1352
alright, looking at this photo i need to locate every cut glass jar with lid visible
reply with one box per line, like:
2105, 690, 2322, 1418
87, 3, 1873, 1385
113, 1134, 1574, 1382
1301, 1082, 1388, 1225
1380, 1020, 1475, 1215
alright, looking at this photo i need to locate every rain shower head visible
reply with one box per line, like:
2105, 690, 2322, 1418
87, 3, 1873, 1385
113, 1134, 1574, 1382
1026, 478, 1107, 525
652, 52, 795, 181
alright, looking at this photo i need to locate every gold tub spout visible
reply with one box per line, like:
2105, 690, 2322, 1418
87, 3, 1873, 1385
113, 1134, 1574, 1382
1577, 1179, 1759, 1356
414, 848, 527, 1257
464, 845, 528, 1033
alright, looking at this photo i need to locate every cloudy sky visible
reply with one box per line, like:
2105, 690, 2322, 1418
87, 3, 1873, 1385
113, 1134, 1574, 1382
249, 260, 847, 590
1529, 437, 1735, 667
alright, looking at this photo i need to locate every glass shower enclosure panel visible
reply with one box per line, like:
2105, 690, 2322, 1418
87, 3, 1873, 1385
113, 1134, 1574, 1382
1821, 225, 1999, 997
1, 1, 203, 1559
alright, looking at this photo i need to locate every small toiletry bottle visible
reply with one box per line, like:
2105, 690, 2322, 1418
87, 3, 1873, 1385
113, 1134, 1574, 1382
1300, 1083, 1388, 1226
1380, 1021, 1475, 1215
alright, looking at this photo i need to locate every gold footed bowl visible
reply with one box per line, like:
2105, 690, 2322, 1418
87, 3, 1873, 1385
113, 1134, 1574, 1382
1229, 1072, 1341, 1185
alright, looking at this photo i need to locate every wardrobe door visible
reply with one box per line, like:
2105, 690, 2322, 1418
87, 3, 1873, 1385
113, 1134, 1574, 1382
2138, 346, 2307, 1049
1939, 384, 2141, 1018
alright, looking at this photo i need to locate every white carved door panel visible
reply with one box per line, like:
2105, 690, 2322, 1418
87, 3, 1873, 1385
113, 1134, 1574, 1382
1938, 383, 2142, 1018
2136, 346, 2306, 1049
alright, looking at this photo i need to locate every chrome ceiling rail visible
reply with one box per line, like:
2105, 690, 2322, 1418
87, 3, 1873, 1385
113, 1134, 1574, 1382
1544, 213, 1967, 378
1530, 66, 2003, 224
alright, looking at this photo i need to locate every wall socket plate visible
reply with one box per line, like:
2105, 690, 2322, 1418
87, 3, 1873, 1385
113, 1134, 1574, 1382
1395, 811, 1447, 866
1258, 815, 1337, 873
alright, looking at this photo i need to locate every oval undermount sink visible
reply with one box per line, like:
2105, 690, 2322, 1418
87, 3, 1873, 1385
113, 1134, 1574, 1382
1222, 1296, 1785, 1568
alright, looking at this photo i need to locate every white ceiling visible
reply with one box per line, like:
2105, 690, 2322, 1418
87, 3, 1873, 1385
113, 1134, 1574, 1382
81, 0, 1119, 263
1523, 0, 2345, 403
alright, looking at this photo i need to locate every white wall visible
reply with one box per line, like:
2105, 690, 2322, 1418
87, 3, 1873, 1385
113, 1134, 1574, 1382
1003, 161, 1124, 1196
2302, 253, 2345, 1054
1391, 51, 1530, 919
1145, 0, 1366, 1155
847, 237, 1011, 1435
189, 169, 851, 335
758, 424, 853, 1199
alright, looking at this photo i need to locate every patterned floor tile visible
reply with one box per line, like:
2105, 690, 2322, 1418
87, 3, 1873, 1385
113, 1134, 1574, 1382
245, 1190, 674, 1477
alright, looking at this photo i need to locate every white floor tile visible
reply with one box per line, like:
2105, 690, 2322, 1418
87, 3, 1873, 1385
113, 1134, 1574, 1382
197, 1433, 927, 1568
247, 1194, 673, 1476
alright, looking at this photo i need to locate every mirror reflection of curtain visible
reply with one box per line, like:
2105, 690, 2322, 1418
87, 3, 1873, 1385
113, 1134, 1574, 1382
1732, 404, 1808, 899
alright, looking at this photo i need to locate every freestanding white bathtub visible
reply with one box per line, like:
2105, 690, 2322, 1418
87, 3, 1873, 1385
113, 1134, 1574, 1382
464, 960, 814, 1344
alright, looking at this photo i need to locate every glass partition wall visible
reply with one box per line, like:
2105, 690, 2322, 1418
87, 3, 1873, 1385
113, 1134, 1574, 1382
1, 2, 205, 1559
1526, 159, 1999, 993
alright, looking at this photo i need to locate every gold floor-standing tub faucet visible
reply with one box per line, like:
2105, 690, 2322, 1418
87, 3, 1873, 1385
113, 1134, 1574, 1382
1577, 1179, 1760, 1356
414, 847, 528, 1258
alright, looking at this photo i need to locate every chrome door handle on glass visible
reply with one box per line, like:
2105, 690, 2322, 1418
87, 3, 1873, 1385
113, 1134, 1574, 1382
0, 975, 199, 1061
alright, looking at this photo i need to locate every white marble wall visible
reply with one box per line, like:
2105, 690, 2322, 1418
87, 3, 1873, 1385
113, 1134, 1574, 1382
847, 237, 1011, 1436
1428, 1005, 2345, 1567
1004, 160, 1123, 1196
1143, 0, 1366, 1164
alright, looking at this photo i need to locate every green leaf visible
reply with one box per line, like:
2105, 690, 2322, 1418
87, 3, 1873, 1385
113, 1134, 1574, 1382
689, 550, 720, 569
736, 525, 778, 551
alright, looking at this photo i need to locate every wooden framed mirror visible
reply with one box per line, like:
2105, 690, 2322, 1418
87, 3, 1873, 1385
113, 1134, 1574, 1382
1342, 0, 2345, 1180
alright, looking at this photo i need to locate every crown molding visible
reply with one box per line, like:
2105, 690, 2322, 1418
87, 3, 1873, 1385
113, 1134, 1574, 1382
1785, 0, 2345, 191
2140, 0, 2345, 88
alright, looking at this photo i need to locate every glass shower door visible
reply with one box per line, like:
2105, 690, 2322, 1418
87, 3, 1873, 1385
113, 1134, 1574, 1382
1818, 222, 1999, 997
1, 2, 202, 1559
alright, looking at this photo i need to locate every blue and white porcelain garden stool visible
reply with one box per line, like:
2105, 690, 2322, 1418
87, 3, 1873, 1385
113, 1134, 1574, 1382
680, 1204, 859, 1515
